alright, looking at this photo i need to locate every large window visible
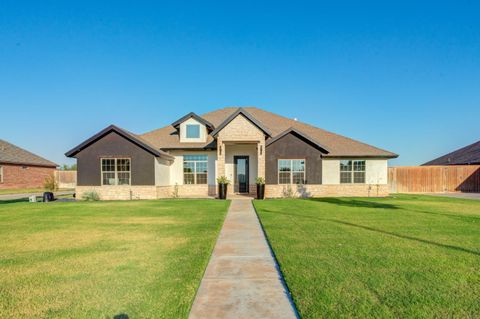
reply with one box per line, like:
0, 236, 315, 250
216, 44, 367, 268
278, 159, 305, 184
101, 158, 131, 185
183, 155, 208, 184
340, 160, 366, 183
186, 124, 200, 138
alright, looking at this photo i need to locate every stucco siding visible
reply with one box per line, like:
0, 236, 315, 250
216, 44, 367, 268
154, 158, 171, 186
179, 118, 208, 143
169, 150, 217, 185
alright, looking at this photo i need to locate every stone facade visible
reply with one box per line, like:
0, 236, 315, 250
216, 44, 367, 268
265, 184, 389, 198
76, 185, 157, 200
0, 164, 55, 189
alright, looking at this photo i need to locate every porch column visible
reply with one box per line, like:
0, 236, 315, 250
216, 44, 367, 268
217, 138, 226, 179
257, 139, 266, 179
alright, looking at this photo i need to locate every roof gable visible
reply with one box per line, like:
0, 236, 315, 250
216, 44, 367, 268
210, 108, 272, 137
266, 127, 330, 154
65, 125, 174, 160
0, 139, 57, 167
171, 112, 214, 130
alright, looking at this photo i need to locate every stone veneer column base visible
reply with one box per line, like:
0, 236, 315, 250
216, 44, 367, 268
265, 184, 389, 198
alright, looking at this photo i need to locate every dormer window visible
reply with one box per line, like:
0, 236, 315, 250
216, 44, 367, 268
186, 124, 200, 139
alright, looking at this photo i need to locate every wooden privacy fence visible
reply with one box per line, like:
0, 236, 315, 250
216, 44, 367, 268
54, 170, 77, 189
388, 165, 480, 193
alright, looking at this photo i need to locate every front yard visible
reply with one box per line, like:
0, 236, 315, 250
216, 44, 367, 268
254, 195, 480, 318
0, 199, 229, 318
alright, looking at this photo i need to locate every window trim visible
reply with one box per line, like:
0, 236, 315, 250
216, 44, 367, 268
185, 124, 201, 139
277, 159, 306, 184
0, 165, 3, 183
183, 154, 208, 185
340, 159, 366, 184
100, 157, 131, 186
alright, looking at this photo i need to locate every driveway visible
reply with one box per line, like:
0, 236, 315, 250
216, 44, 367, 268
0, 191, 75, 201
425, 192, 480, 200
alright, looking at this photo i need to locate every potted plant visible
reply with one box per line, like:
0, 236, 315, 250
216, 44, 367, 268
216, 176, 230, 199
255, 177, 265, 199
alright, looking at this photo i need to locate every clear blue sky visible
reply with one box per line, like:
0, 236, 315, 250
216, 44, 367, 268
1, 1, 479, 166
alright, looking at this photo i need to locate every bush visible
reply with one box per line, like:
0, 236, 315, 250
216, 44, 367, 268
171, 183, 179, 198
255, 177, 265, 185
216, 176, 230, 185
44, 175, 58, 192
82, 191, 100, 201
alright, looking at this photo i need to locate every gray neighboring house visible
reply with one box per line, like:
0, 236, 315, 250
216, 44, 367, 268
423, 140, 480, 166
66, 107, 398, 200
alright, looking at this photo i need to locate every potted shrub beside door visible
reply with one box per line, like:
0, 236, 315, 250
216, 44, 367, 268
255, 177, 265, 199
217, 176, 230, 200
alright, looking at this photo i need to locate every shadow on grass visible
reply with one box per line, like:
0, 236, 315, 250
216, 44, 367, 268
113, 314, 129, 319
268, 210, 480, 257
309, 197, 400, 210
0, 198, 29, 204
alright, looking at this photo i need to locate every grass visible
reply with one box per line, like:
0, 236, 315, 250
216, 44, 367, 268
254, 194, 480, 318
0, 199, 229, 318
0, 188, 73, 195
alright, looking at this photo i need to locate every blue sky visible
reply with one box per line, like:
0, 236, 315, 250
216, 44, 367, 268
1, 1, 479, 166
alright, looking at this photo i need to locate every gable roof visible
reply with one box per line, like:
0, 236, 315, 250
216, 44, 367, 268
266, 127, 330, 154
0, 139, 57, 167
65, 125, 174, 160
423, 140, 480, 165
210, 108, 272, 137
140, 107, 398, 158
171, 112, 214, 130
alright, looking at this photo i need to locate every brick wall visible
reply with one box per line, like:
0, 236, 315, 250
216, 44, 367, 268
265, 184, 389, 198
76, 185, 157, 200
0, 164, 55, 189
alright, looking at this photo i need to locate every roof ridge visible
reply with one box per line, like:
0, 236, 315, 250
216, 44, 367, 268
0, 139, 57, 167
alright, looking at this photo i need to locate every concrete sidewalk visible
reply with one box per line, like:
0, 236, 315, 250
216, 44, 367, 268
189, 199, 298, 319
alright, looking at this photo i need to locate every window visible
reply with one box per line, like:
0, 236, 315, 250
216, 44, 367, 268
0, 165, 3, 183
186, 124, 200, 138
183, 155, 208, 184
101, 158, 131, 185
278, 159, 305, 184
340, 160, 365, 183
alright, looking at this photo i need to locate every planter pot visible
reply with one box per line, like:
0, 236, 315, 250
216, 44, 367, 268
218, 184, 228, 199
256, 184, 265, 200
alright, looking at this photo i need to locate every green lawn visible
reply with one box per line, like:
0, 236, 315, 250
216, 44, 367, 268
254, 195, 480, 318
0, 199, 229, 318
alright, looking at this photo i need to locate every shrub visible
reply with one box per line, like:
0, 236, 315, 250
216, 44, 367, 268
282, 185, 296, 198
44, 175, 58, 192
216, 176, 230, 185
82, 191, 100, 201
255, 177, 265, 185
171, 183, 179, 198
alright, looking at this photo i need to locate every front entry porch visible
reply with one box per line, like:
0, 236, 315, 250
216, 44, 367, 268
219, 142, 265, 195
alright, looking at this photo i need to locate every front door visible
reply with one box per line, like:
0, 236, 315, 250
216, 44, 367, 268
234, 156, 249, 193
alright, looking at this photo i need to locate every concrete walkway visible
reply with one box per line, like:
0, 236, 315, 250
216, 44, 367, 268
189, 199, 298, 319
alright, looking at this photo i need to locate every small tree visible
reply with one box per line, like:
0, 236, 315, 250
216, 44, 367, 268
44, 175, 58, 192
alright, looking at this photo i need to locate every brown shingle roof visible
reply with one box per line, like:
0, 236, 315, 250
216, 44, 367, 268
140, 107, 398, 158
0, 139, 57, 167
422, 140, 480, 165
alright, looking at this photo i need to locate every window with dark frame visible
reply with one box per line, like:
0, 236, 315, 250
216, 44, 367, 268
278, 159, 305, 184
183, 155, 208, 184
101, 158, 131, 185
186, 124, 200, 138
340, 160, 366, 183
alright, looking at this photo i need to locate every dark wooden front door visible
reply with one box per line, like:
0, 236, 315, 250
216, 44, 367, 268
234, 156, 249, 193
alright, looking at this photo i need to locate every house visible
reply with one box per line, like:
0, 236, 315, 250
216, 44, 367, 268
66, 107, 398, 200
423, 140, 480, 166
0, 139, 58, 189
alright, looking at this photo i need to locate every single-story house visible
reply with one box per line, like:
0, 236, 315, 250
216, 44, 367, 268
423, 140, 480, 166
66, 107, 398, 200
0, 139, 58, 189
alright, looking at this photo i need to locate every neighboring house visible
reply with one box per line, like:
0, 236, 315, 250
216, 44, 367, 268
423, 140, 480, 166
0, 139, 57, 189
66, 107, 398, 200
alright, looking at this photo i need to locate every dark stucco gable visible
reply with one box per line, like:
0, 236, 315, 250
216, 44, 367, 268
265, 131, 327, 184
75, 131, 157, 186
